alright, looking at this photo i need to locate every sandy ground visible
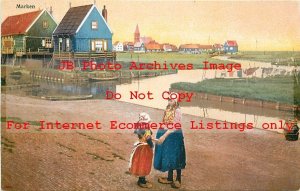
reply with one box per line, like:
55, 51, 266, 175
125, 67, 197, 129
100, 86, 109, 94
1, 94, 300, 191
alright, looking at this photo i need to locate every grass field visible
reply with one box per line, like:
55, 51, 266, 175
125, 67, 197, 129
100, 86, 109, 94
171, 76, 300, 105
116, 52, 235, 69
229, 51, 300, 66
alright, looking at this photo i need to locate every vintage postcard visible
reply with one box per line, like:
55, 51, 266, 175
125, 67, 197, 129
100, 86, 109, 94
1, 0, 300, 190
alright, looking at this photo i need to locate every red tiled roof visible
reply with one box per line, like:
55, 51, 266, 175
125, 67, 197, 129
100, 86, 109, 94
1, 10, 42, 36
226, 40, 238, 47
213, 44, 223, 48
145, 42, 162, 50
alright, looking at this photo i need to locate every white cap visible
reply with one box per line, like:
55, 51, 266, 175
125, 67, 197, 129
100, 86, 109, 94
139, 112, 151, 123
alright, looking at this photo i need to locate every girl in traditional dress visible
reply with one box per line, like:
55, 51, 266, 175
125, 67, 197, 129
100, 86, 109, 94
154, 93, 186, 189
129, 112, 154, 188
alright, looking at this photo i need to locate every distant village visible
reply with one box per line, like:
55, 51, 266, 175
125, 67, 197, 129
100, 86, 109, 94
1, 3, 238, 65
113, 25, 238, 54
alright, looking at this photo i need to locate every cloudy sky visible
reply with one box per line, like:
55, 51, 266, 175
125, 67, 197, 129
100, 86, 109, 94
2, 0, 300, 51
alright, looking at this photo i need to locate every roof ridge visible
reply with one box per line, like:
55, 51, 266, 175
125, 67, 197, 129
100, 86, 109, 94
69, 4, 93, 9
5, 10, 42, 18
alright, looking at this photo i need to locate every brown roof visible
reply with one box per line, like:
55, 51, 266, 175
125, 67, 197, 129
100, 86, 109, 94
145, 42, 162, 50
198, 45, 213, 49
179, 44, 200, 49
123, 41, 134, 46
53, 4, 93, 35
1, 10, 42, 36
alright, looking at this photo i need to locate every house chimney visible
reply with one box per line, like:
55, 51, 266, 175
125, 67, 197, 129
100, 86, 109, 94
102, 5, 107, 22
69, 2, 71, 8
93, 0, 96, 4
49, 6, 53, 15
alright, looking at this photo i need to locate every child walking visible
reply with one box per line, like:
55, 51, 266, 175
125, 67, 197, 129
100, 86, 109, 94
129, 112, 154, 188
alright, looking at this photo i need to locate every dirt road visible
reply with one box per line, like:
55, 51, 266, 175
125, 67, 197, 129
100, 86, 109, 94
1, 94, 300, 190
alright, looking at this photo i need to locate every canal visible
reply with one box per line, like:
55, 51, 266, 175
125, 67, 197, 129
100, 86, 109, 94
4, 58, 299, 133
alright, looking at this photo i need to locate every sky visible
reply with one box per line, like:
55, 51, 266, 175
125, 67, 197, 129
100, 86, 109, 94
1, 0, 300, 51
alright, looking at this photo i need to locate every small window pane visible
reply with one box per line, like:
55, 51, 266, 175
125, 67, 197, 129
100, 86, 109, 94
42, 21, 48, 29
92, 21, 98, 29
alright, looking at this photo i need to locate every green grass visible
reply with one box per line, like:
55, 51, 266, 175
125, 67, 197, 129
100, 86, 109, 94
116, 52, 235, 69
229, 51, 300, 66
171, 76, 300, 105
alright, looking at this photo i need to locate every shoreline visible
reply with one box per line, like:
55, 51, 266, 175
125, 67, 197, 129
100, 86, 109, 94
170, 88, 299, 112
2, 93, 293, 134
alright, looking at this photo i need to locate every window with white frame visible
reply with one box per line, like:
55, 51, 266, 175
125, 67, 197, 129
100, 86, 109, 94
92, 21, 98, 29
45, 38, 52, 48
91, 40, 108, 52
66, 38, 70, 51
42, 21, 49, 29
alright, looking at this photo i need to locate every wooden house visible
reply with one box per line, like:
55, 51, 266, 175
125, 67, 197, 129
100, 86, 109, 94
123, 42, 134, 52
134, 42, 145, 53
198, 45, 213, 53
179, 44, 201, 54
145, 41, 163, 52
213, 44, 224, 52
224, 40, 238, 54
113, 41, 124, 52
163, 43, 178, 52
52, 4, 114, 62
1, 9, 57, 56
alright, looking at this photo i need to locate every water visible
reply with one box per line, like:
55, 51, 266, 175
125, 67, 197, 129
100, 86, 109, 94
5, 58, 297, 133
116, 69, 295, 133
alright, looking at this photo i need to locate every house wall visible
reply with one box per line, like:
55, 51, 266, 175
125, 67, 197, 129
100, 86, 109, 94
75, 7, 113, 52
1, 36, 14, 54
53, 35, 74, 52
13, 35, 25, 52
26, 11, 57, 51
224, 45, 238, 53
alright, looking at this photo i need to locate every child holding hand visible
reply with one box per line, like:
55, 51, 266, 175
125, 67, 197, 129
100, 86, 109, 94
129, 112, 154, 188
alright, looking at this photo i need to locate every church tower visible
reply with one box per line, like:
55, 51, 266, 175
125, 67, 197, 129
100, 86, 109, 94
134, 24, 140, 43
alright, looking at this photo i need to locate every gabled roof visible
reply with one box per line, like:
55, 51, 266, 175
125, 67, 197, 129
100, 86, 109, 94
123, 41, 134, 46
226, 40, 238, 47
1, 10, 42, 36
53, 4, 93, 35
213, 44, 223, 48
162, 43, 178, 50
145, 42, 162, 50
134, 42, 144, 48
114, 41, 122, 45
54, 4, 112, 35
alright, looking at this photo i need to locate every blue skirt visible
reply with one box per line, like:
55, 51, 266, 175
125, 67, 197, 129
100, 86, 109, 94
154, 129, 186, 172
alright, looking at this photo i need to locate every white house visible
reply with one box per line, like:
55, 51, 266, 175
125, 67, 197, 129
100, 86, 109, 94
134, 42, 145, 53
113, 41, 124, 52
